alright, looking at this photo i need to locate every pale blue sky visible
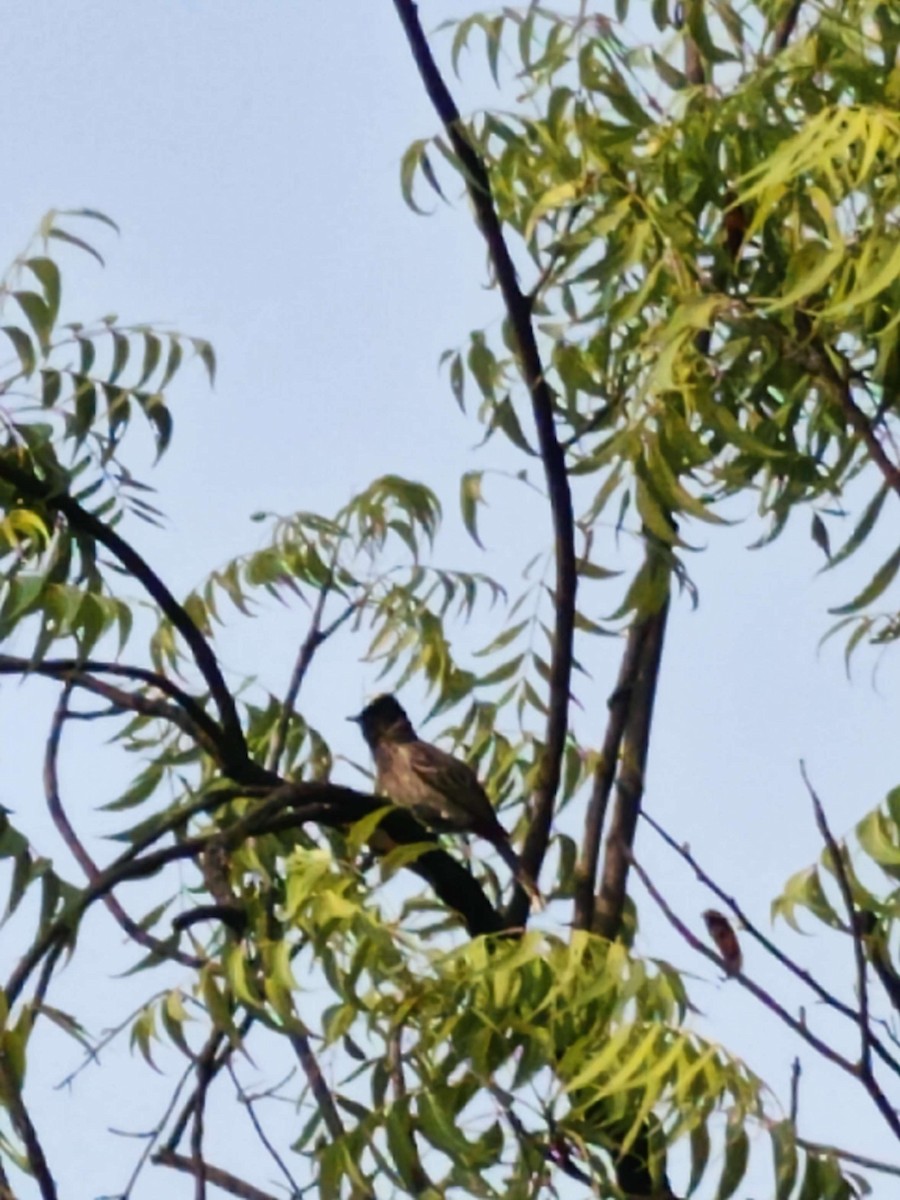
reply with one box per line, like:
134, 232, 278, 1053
0, 3, 897, 1197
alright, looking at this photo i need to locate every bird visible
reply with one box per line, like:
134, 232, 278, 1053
349, 693, 544, 910
702, 909, 742, 975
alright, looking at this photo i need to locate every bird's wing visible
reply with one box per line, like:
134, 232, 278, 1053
404, 740, 476, 787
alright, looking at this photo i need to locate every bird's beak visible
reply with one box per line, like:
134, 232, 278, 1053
347, 712, 362, 724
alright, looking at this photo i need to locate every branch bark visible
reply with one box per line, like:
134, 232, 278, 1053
593, 597, 669, 941
391, 0, 578, 918
0, 458, 246, 766
574, 616, 651, 931
43, 686, 203, 970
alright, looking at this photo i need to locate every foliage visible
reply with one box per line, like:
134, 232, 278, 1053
1, 3, 900, 1199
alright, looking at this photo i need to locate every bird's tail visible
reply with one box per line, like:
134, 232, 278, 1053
494, 837, 545, 912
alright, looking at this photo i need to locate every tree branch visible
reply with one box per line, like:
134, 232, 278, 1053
391, 0, 578, 916
632, 853, 900, 1140
288, 1030, 347, 1145
641, 808, 900, 1079
573, 615, 651, 931
0, 1055, 58, 1200
772, 0, 805, 52
227, 1062, 303, 1200
800, 763, 872, 1077
593, 597, 669, 940
5, 780, 507, 1005
152, 1149, 278, 1200
0, 458, 246, 765
0, 653, 221, 749
43, 686, 203, 970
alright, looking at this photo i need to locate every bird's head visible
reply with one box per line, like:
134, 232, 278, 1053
348, 693, 414, 749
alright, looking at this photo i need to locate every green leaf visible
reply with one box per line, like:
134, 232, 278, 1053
27, 257, 61, 325
770, 1120, 799, 1200
715, 1118, 749, 1200
13, 292, 52, 351
822, 484, 888, 572
2, 325, 36, 376
829, 543, 900, 615
856, 809, 900, 869
48, 226, 106, 266
191, 337, 217, 385
460, 471, 487, 549
687, 1117, 710, 1195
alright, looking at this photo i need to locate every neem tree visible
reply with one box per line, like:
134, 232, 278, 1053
2, 2, 900, 1196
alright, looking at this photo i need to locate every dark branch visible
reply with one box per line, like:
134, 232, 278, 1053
153, 1149, 278, 1200
573, 616, 650, 931
392, 0, 578, 919
6, 780, 507, 1005
0, 653, 220, 749
800, 764, 872, 1076
43, 687, 202, 969
772, 0, 805, 52
593, 598, 669, 940
0, 1056, 58, 1200
641, 808, 900, 1079
633, 853, 900, 1140
0, 458, 246, 765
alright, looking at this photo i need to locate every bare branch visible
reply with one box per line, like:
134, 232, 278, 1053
640, 808, 900, 1080
391, 0, 578, 919
0, 653, 220, 749
631, 853, 900, 1139
227, 1062, 303, 1199
287, 1031, 346, 1144
117, 1063, 194, 1200
574, 615, 651, 931
267, 587, 357, 774
793, 1136, 900, 1179
43, 686, 203, 970
800, 763, 872, 1077
153, 1148, 279, 1200
0, 458, 246, 764
0, 1056, 58, 1200
593, 598, 669, 940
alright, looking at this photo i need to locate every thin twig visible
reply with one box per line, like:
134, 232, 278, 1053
640, 808, 900, 1079
267, 573, 355, 774
227, 1062, 302, 1198
117, 1063, 194, 1200
152, 1149, 279, 1200
631, 853, 900, 1139
191, 1072, 209, 1200
793, 1136, 900, 1178
789, 1056, 801, 1125
54, 991, 169, 1090
0, 458, 246, 764
41, 668, 205, 747
166, 1022, 252, 1153
0, 1056, 57, 1200
43, 686, 202, 970
0, 654, 219, 748
392, 0, 578, 920
287, 1032, 346, 1144
800, 763, 872, 1077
